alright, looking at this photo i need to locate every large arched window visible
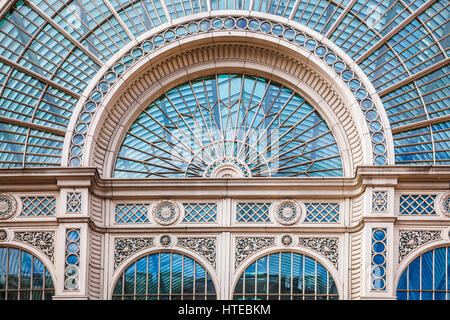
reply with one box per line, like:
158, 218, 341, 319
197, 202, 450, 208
397, 246, 450, 300
0, 246, 54, 300
233, 251, 338, 300
112, 252, 216, 300
114, 74, 343, 178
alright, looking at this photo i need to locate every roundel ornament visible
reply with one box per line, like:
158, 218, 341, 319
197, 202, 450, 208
273, 200, 302, 225
153, 200, 180, 225
0, 193, 17, 220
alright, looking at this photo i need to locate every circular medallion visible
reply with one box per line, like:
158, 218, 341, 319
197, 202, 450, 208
440, 192, 450, 217
0, 229, 8, 241
160, 235, 172, 247
272, 200, 302, 225
281, 235, 293, 246
153, 200, 180, 225
0, 193, 17, 220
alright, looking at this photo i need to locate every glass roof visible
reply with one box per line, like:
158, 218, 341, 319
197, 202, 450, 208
114, 74, 343, 178
0, 0, 448, 169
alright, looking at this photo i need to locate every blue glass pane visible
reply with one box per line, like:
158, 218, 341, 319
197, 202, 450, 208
268, 253, 279, 294
113, 0, 168, 37
434, 248, 446, 291
115, 74, 342, 178
421, 251, 433, 291
408, 257, 420, 291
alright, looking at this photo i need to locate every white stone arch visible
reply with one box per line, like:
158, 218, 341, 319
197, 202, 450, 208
63, 13, 394, 170
81, 41, 369, 178
0, 240, 57, 290
231, 246, 343, 300
394, 239, 450, 299
109, 247, 219, 300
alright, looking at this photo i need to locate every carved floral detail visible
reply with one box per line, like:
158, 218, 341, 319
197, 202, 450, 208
0, 193, 17, 219
14, 231, 55, 263
114, 237, 154, 269
298, 237, 339, 269
399, 230, 441, 262
235, 237, 275, 269
177, 237, 216, 269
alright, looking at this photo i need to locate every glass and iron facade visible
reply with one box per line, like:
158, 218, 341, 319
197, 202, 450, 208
0, 0, 448, 300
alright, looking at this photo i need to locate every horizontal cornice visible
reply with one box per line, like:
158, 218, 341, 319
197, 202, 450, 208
0, 166, 448, 198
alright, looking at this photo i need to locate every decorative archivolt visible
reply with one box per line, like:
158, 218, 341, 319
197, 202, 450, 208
90, 43, 364, 177
64, 15, 392, 172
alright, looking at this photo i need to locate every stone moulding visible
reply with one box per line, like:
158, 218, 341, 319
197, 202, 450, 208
14, 231, 55, 263
66, 15, 386, 172
92, 43, 364, 177
113, 237, 154, 269
298, 237, 339, 269
398, 230, 442, 262
176, 237, 216, 269
235, 236, 276, 269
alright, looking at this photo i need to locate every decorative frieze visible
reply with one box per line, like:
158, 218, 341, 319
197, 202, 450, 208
177, 237, 216, 269
398, 230, 442, 262
114, 237, 155, 269
235, 237, 275, 269
298, 237, 339, 269
14, 231, 55, 263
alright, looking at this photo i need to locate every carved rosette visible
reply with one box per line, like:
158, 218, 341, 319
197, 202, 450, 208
440, 193, 450, 217
14, 231, 55, 263
399, 230, 442, 262
298, 237, 339, 269
159, 235, 172, 247
281, 235, 293, 247
272, 200, 302, 225
177, 237, 216, 269
0, 229, 8, 241
152, 200, 180, 225
0, 193, 17, 220
235, 237, 276, 269
114, 237, 154, 269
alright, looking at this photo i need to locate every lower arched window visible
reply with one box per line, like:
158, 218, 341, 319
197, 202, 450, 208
0, 246, 54, 300
397, 246, 450, 300
233, 251, 339, 300
112, 252, 216, 300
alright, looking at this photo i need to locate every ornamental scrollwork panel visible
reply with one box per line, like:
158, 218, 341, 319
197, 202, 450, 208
398, 230, 442, 262
114, 237, 155, 269
176, 237, 216, 270
13, 231, 55, 263
298, 237, 339, 269
235, 237, 276, 269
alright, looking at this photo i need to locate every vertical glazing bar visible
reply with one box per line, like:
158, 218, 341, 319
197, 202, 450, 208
193, 261, 196, 300
302, 253, 305, 299
145, 256, 149, 299
290, 252, 293, 300
278, 253, 281, 299
181, 255, 184, 299
432, 249, 435, 300
133, 261, 137, 300
157, 253, 161, 299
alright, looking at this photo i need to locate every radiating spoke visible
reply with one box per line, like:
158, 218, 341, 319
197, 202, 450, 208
114, 74, 343, 178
